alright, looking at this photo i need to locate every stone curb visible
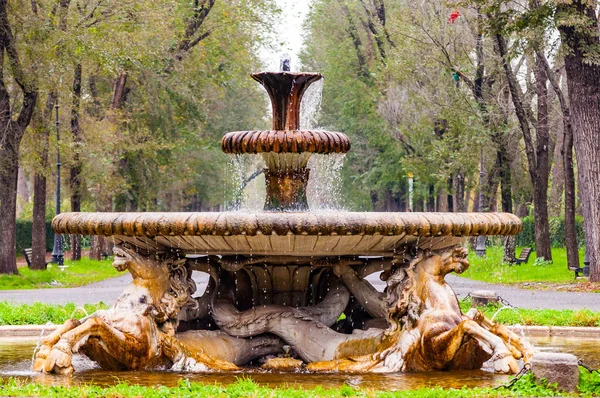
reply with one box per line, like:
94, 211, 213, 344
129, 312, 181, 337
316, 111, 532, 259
0, 324, 599, 338
0, 325, 57, 337
509, 325, 600, 338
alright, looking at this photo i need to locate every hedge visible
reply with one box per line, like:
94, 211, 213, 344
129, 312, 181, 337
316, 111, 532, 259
514, 216, 586, 248
15, 220, 54, 253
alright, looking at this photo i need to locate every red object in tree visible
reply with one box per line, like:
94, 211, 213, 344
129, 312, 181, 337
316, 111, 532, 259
448, 10, 460, 24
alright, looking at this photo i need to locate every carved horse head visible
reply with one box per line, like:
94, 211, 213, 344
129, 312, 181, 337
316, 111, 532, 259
418, 246, 469, 278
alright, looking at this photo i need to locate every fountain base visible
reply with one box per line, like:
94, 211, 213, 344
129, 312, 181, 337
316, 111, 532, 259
33, 243, 533, 375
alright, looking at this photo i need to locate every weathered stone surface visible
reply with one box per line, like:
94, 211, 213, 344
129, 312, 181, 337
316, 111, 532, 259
51, 212, 522, 257
221, 130, 351, 154
52, 212, 522, 238
531, 352, 579, 392
261, 357, 304, 371
471, 290, 499, 307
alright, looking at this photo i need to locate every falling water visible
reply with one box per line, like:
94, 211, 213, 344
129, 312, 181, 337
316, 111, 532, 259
227, 78, 345, 211
300, 79, 324, 130
307, 153, 345, 210
227, 154, 266, 211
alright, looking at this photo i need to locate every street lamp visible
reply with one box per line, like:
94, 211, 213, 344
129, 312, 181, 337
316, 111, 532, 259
407, 172, 414, 211
475, 152, 486, 257
50, 101, 64, 265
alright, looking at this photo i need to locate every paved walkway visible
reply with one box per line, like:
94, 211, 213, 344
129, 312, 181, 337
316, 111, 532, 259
1, 273, 599, 311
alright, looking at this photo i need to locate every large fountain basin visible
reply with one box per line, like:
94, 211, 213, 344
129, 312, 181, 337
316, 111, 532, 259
52, 211, 520, 257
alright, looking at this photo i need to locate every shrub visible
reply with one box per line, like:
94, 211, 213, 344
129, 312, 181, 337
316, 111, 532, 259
16, 220, 91, 254
15, 220, 53, 253
515, 216, 585, 248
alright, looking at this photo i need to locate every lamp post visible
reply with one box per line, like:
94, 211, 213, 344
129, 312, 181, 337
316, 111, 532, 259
50, 101, 64, 266
475, 151, 486, 257
407, 172, 414, 211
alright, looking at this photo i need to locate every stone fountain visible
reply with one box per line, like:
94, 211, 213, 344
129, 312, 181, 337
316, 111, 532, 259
33, 71, 532, 376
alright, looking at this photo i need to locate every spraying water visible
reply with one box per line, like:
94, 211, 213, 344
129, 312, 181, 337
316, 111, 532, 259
300, 79, 324, 130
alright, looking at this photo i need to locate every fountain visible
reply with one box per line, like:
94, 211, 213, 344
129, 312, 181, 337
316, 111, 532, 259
33, 70, 532, 376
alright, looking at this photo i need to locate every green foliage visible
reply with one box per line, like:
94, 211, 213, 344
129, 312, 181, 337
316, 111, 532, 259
0, 302, 108, 325
578, 367, 600, 396
0, 258, 122, 289
15, 220, 53, 253
13, 0, 279, 221
0, 375, 587, 397
498, 372, 560, 397
463, 246, 585, 284
515, 216, 586, 249
460, 299, 600, 327
301, 1, 510, 211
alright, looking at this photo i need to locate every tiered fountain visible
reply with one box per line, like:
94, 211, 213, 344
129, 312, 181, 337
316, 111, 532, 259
33, 70, 532, 376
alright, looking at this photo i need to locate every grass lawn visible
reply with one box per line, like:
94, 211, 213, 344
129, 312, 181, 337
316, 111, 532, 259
462, 246, 586, 285
1, 373, 599, 397
0, 258, 123, 289
2, 300, 598, 327
460, 299, 600, 327
0, 302, 109, 325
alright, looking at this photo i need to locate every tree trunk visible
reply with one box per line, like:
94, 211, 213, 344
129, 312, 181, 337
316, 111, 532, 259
493, 31, 552, 261
453, 170, 465, 212
0, 149, 20, 274
499, 144, 515, 263
31, 93, 56, 270
538, 51, 580, 271
557, 1, 600, 281
436, 188, 449, 212
110, 72, 128, 112
16, 167, 29, 217
341, 4, 370, 80
532, 57, 552, 261
447, 177, 454, 212
548, 121, 565, 216
70, 63, 83, 261
427, 184, 435, 212
0, 0, 38, 274
563, 116, 579, 270
31, 173, 47, 269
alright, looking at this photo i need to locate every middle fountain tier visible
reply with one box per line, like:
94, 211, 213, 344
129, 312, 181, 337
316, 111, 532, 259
40, 71, 532, 376
222, 72, 350, 211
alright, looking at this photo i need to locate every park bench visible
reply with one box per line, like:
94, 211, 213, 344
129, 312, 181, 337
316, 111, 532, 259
513, 247, 532, 264
22, 248, 52, 268
22, 248, 33, 267
569, 265, 586, 278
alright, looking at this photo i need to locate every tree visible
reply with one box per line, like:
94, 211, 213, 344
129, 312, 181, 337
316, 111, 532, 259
489, 12, 553, 262
0, 0, 38, 274
556, 1, 600, 281
538, 52, 579, 271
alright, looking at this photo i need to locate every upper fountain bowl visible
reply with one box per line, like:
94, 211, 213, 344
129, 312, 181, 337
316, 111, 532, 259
251, 71, 322, 131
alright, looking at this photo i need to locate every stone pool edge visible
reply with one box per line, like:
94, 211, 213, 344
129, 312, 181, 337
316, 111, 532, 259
1, 325, 600, 338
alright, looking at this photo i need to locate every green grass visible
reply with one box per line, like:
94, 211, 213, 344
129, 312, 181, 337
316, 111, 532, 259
0, 258, 123, 289
1, 300, 597, 327
460, 299, 600, 327
0, 302, 109, 325
462, 246, 585, 284
2, 373, 597, 397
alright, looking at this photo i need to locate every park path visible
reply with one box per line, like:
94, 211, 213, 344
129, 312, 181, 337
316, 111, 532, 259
1, 272, 599, 311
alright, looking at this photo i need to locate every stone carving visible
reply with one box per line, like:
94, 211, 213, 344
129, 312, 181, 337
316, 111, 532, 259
34, 246, 245, 374
35, 244, 533, 375
308, 247, 534, 373
37, 70, 531, 376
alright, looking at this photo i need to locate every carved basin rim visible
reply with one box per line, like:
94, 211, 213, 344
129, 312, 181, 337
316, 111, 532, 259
221, 130, 351, 154
52, 212, 521, 238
